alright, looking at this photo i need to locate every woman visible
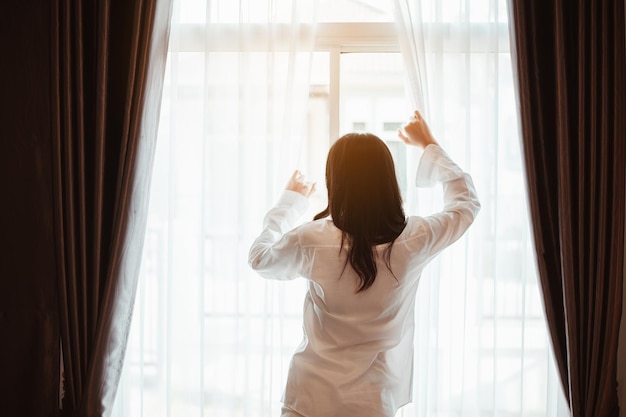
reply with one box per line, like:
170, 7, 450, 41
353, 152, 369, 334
249, 111, 480, 417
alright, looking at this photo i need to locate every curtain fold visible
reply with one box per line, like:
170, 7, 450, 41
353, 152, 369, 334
508, 1, 626, 416
392, 0, 428, 113
51, 0, 172, 415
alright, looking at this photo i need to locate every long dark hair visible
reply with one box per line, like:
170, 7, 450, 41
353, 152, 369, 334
314, 133, 406, 292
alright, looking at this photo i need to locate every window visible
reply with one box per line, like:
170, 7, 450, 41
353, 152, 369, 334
113, 1, 568, 416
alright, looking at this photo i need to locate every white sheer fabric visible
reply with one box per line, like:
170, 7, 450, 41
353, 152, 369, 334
113, 1, 569, 417
393, 0, 428, 112
393, 1, 569, 416
112, 1, 317, 416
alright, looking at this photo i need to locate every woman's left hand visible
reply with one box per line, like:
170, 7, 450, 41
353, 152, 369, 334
286, 170, 316, 198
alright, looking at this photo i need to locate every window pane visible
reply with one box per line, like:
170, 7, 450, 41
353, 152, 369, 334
339, 52, 411, 196
319, 0, 394, 22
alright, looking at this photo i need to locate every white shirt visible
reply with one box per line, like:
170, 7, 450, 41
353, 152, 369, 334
249, 144, 480, 417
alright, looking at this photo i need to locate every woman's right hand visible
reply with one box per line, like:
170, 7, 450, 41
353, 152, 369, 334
285, 170, 316, 198
398, 110, 439, 149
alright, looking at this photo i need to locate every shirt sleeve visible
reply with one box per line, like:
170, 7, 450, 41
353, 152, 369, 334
248, 189, 309, 280
414, 144, 481, 258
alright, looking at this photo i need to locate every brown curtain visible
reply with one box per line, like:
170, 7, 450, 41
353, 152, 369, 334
508, 1, 625, 416
0, 2, 61, 415
51, 0, 172, 415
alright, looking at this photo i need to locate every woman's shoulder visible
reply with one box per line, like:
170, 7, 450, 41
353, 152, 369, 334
295, 218, 343, 248
394, 216, 430, 244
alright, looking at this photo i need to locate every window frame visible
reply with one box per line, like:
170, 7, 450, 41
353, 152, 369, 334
168, 21, 510, 143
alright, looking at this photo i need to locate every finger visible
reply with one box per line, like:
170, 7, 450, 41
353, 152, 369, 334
397, 128, 409, 143
308, 182, 317, 197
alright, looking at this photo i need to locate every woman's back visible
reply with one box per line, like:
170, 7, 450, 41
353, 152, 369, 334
249, 112, 480, 417
283, 222, 419, 417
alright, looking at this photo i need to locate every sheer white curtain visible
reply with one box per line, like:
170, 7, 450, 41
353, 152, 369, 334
112, 1, 572, 417
393, 1, 569, 416
112, 1, 318, 416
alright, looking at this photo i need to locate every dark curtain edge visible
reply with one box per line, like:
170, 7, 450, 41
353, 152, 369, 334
505, 0, 571, 401
618, 3, 626, 416
617, 1, 626, 415
81, 0, 174, 415
52, 0, 173, 415
506, 1, 626, 414
50, 0, 78, 412
617, 253, 626, 415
